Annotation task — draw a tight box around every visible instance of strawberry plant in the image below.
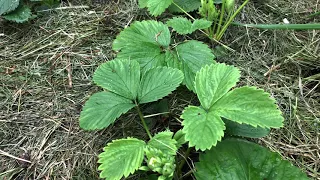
[80,39,308,178]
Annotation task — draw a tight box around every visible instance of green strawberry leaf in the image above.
[146,0,173,16]
[148,131,177,155]
[195,138,309,180]
[138,66,184,104]
[173,129,187,149]
[168,0,201,13]
[167,17,212,34]
[181,106,225,151]
[0,0,20,15]
[93,59,140,100]
[98,138,146,180]
[223,118,270,138]
[79,92,135,130]
[191,19,212,31]
[2,5,32,23]
[113,20,170,72]
[211,86,284,128]
[195,63,240,110]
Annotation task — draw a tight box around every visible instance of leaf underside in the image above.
[148,131,177,155]
[138,66,184,104]
[211,86,284,128]
[79,91,135,130]
[181,106,225,151]
[98,138,146,180]
[93,59,140,100]
[195,138,309,180]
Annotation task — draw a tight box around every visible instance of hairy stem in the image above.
[135,102,152,139]
[217,0,249,40]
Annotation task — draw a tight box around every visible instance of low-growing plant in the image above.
[79,50,308,179]
[0,0,59,23]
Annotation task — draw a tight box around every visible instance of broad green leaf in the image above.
[80,92,135,130]
[138,0,148,8]
[148,131,177,155]
[2,5,32,23]
[113,20,170,71]
[138,66,184,104]
[93,59,140,100]
[223,118,270,138]
[165,50,182,70]
[175,40,215,73]
[0,0,19,15]
[181,106,225,151]
[173,129,186,148]
[168,0,201,13]
[211,86,284,128]
[182,63,196,92]
[167,17,212,35]
[195,138,309,180]
[146,0,172,16]
[166,17,193,34]
[195,63,240,110]
[191,19,212,31]
[98,138,146,180]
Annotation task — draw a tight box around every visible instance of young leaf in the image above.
[173,129,187,148]
[211,86,284,128]
[113,20,170,71]
[166,17,193,34]
[79,92,135,130]
[168,0,201,13]
[146,0,173,16]
[0,0,20,15]
[98,138,146,180]
[93,59,140,100]
[175,40,215,73]
[195,63,240,110]
[195,138,309,180]
[148,131,177,155]
[167,17,212,35]
[2,5,32,23]
[138,66,184,104]
[223,118,270,138]
[181,106,225,151]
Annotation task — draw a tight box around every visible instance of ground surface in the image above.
[0,0,319,179]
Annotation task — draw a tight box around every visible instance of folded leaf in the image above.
[148,131,177,155]
[98,138,146,180]
[176,40,215,73]
[80,92,135,130]
[138,66,184,104]
[146,0,173,16]
[173,129,187,149]
[93,59,140,100]
[211,86,284,128]
[195,138,309,180]
[195,63,240,110]
[181,106,225,151]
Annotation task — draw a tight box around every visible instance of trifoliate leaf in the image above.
[195,138,309,180]
[166,17,193,34]
[181,106,225,151]
[0,0,19,15]
[113,20,171,72]
[98,138,146,180]
[148,131,177,155]
[168,0,201,13]
[195,63,240,110]
[2,5,32,23]
[223,118,270,138]
[191,19,212,31]
[176,40,215,73]
[138,66,184,104]
[173,129,187,148]
[167,17,212,35]
[80,92,135,130]
[211,86,284,128]
[146,0,172,16]
[93,59,140,100]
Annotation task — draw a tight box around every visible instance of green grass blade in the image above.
[233,22,320,30]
